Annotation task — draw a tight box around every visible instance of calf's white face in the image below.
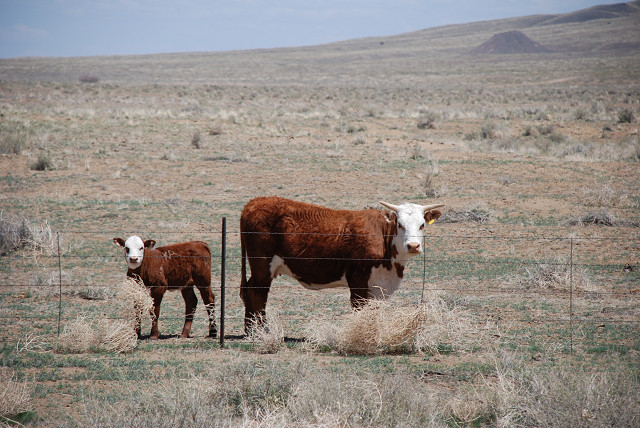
[120,235,145,269]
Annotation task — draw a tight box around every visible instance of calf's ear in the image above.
[113,238,125,247]
[424,210,442,224]
[144,239,156,249]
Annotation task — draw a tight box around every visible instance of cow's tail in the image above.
[239,223,248,304]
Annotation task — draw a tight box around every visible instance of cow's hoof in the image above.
[149,335,159,341]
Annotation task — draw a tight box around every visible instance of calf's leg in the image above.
[149,290,165,340]
[180,287,198,338]
[198,286,217,338]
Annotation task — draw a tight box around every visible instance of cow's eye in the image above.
[398,224,405,231]
[419,224,425,230]
[139,247,144,251]
[125,248,129,253]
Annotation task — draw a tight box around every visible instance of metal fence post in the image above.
[569,237,574,353]
[57,231,62,339]
[219,217,226,348]
[421,235,427,304]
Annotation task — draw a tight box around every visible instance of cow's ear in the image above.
[424,210,442,224]
[384,211,397,224]
[144,239,156,249]
[113,238,125,247]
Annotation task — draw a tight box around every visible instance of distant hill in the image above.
[0,1,638,85]
[470,30,552,54]
[539,1,640,25]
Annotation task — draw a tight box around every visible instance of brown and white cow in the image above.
[113,236,216,340]
[239,196,443,332]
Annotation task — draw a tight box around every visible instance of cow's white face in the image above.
[394,203,429,258]
[120,235,145,269]
[380,201,444,262]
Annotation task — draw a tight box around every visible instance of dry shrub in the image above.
[507,259,600,293]
[78,74,99,83]
[0,369,34,419]
[78,352,640,427]
[491,361,640,428]
[59,316,139,354]
[15,334,50,354]
[305,295,487,355]
[0,213,57,256]
[581,184,628,207]
[248,312,285,354]
[413,295,488,355]
[569,210,617,226]
[441,203,493,224]
[115,277,155,331]
[444,396,494,426]
[58,316,99,353]
[335,301,388,355]
[97,319,139,354]
[57,278,153,354]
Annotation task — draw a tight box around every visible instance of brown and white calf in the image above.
[240,196,443,333]
[113,236,216,340]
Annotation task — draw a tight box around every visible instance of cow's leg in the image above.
[149,289,165,340]
[180,287,198,338]
[242,274,272,335]
[347,270,371,309]
[197,286,217,338]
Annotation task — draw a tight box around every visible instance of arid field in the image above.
[1,2,640,426]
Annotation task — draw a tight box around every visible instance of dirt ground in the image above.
[1,29,640,425]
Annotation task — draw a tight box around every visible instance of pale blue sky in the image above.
[0,0,624,58]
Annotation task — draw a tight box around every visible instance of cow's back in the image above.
[241,196,391,261]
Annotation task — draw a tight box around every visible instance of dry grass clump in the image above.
[98,319,139,353]
[581,183,628,207]
[440,203,493,224]
[0,120,30,155]
[0,213,57,256]
[78,74,100,83]
[115,277,155,330]
[506,259,599,293]
[78,354,640,428]
[416,111,440,129]
[58,316,139,354]
[57,278,153,354]
[247,312,285,354]
[305,296,488,355]
[58,316,98,353]
[0,369,34,421]
[502,366,640,427]
[569,210,617,226]
[442,351,640,427]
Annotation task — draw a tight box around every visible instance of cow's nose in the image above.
[407,242,421,253]
[129,257,138,263]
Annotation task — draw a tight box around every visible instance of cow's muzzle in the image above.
[407,242,421,253]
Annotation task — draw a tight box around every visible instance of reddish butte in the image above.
[239,196,443,333]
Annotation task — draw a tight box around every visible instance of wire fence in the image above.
[1,219,638,352]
